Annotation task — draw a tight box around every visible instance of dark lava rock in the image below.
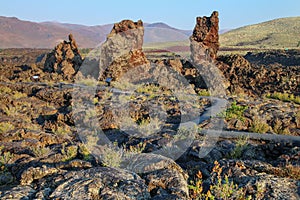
[49,167,150,200]
[244,49,300,66]
[218,54,300,96]
[44,34,83,80]
[122,153,189,199]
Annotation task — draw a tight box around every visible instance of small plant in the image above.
[222,101,248,121]
[93,97,99,104]
[188,161,251,199]
[272,118,291,135]
[250,118,270,133]
[3,106,18,117]
[83,108,98,126]
[111,80,138,91]
[0,151,14,165]
[25,123,41,131]
[123,142,146,155]
[0,122,15,134]
[120,116,163,136]
[174,125,198,141]
[79,144,93,161]
[295,111,300,128]
[227,136,249,159]
[61,145,78,162]
[0,86,12,94]
[198,89,210,96]
[54,125,72,136]
[136,83,160,94]
[101,142,123,168]
[137,117,162,135]
[12,91,27,99]
[266,92,300,104]
[209,161,249,200]
[188,171,204,199]
[30,146,52,158]
[79,48,92,57]
[255,182,266,200]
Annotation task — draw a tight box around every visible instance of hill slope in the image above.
[220,17,300,49]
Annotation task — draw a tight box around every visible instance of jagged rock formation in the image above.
[217,53,300,96]
[99,19,149,81]
[189,11,228,96]
[44,34,83,80]
[217,55,253,95]
[190,11,219,62]
[101,49,149,81]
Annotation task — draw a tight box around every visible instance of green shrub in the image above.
[61,145,78,162]
[79,144,93,161]
[12,91,27,99]
[101,142,123,168]
[266,92,300,104]
[30,146,52,158]
[222,101,248,121]
[272,119,291,135]
[0,151,14,165]
[250,118,270,133]
[3,106,18,117]
[198,89,210,96]
[124,142,146,155]
[227,136,249,159]
[188,161,251,200]
[0,122,15,134]
[0,86,12,94]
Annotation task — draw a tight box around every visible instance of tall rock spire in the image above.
[190,11,220,62]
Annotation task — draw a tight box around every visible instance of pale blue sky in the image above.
[1,0,299,30]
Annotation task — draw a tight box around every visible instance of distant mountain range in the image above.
[0,16,187,48]
[2,16,299,49]
[0,16,232,48]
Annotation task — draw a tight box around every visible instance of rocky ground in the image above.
[0,13,299,200]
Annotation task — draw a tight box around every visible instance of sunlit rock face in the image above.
[99,19,149,81]
[190,11,219,62]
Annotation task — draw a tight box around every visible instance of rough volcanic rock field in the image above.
[0,12,299,200]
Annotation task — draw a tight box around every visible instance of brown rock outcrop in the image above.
[189,11,228,96]
[44,34,83,80]
[99,19,149,81]
[190,11,219,62]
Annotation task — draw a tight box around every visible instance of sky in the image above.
[1,0,300,30]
